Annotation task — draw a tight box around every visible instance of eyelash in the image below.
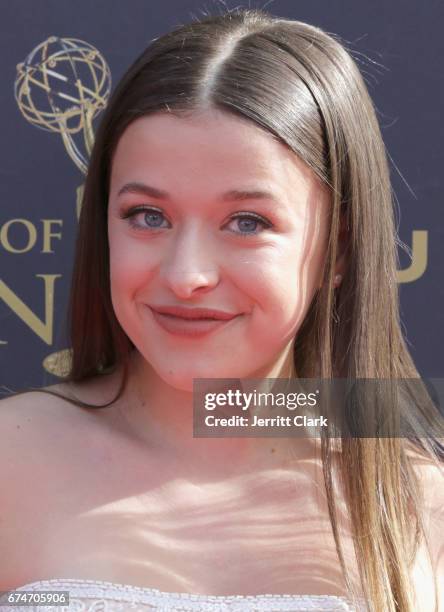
[119,205,273,237]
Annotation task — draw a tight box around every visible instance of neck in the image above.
[115,348,318,477]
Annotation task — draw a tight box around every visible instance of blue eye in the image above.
[227,213,271,236]
[142,210,165,227]
[120,206,272,236]
[120,207,169,231]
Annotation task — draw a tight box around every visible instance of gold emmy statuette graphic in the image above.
[14,37,111,377]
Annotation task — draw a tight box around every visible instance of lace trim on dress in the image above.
[3,578,369,612]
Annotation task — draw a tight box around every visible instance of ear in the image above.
[316,213,349,291]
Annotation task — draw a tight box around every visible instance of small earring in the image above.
[333,274,342,287]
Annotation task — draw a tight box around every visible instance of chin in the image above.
[151,362,208,392]
[156,361,241,393]
[166,372,210,393]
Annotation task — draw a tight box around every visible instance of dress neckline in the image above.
[10,577,367,610]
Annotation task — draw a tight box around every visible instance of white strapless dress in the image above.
[1,578,369,611]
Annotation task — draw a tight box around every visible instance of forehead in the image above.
[109,109,322,199]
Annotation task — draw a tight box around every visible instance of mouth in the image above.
[148,307,241,338]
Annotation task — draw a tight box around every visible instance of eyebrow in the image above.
[116,181,281,203]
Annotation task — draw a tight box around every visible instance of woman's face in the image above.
[108,108,330,391]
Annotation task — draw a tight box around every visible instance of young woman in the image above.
[1,8,442,612]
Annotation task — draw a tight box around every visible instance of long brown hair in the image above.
[45,8,442,611]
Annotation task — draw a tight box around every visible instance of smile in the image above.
[148,307,240,338]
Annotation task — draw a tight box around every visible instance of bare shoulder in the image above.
[0,388,83,554]
[0,370,125,475]
[0,372,126,588]
[0,381,95,437]
[406,441,444,611]
[406,440,444,521]
[0,391,67,493]
[0,386,78,448]
[0,367,124,422]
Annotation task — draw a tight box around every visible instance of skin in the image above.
[106,107,344,471]
[0,109,440,607]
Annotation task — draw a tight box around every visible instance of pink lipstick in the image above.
[149,305,240,337]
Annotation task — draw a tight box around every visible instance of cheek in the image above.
[108,230,154,293]
[107,231,154,328]
[235,241,322,317]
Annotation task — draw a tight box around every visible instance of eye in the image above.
[119,206,273,236]
[119,206,170,231]
[225,212,272,237]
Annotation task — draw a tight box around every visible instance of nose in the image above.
[159,224,220,299]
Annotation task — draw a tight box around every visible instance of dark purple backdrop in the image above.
[1,0,442,391]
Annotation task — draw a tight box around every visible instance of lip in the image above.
[150,305,239,320]
[148,306,240,338]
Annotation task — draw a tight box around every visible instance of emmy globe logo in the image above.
[15,36,111,218]
[11,36,111,377]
